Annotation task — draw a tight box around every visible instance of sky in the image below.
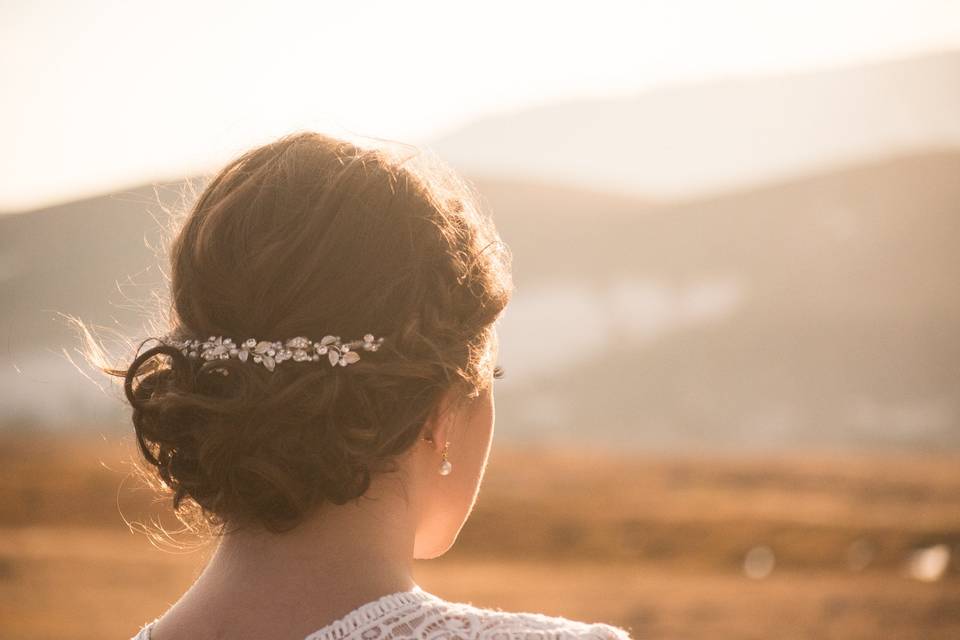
[2,0,960,212]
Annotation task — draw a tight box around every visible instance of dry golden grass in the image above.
[1,430,958,639]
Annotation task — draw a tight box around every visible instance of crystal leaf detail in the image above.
[285,336,310,349]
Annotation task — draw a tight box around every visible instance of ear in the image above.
[422,387,457,452]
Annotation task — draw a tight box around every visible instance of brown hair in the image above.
[91,131,512,535]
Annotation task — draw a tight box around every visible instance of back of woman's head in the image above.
[109,131,512,535]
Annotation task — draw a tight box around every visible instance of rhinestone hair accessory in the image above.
[159,333,384,371]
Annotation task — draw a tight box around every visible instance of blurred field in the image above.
[1,430,958,639]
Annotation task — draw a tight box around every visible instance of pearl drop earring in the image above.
[439,441,452,476]
[423,435,453,476]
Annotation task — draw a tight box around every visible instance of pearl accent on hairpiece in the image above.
[158,333,384,372]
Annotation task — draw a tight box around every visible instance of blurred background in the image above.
[1,1,959,638]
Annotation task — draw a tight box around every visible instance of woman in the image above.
[106,132,631,639]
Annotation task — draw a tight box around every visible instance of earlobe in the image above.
[423,389,456,449]
[422,422,450,452]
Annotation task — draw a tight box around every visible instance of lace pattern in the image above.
[131,586,632,640]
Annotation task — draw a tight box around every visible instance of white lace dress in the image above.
[130,585,632,639]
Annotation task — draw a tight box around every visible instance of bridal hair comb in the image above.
[158,333,385,372]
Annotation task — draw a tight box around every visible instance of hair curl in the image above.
[88,131,512,535]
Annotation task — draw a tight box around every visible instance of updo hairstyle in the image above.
[102,131,512,534]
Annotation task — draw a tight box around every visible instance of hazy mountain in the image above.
[426,50,960,200]
[479,152,960,450]
[1,153,957,450]
[0,182,193,425]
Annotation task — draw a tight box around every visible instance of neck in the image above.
[154,475,419,639]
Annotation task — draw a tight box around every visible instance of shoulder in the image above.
[396,592,633,639]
